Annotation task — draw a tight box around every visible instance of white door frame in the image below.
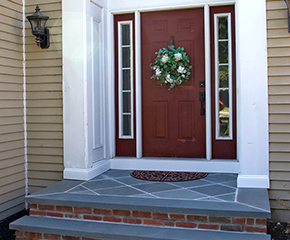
[111,6,235,169]
[62,0,269,188]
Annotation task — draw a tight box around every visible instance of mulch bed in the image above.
[0,209,28,240]
[267,221,290,240]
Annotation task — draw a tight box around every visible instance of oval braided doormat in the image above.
[131,171,208,182]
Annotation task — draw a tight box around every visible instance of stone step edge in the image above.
[10,216,271,240]
[26,192,271,219]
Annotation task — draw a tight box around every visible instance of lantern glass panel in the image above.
[30,18,47,35]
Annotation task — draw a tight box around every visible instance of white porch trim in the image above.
[237,175,270,189]
[64,158,270,189]
[111,157,239,173]
[204,4,212,161]
[62,0,269,189]
[135,10,142,158]
[64,159,110,181]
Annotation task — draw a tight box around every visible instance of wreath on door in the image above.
[150,45,192,89]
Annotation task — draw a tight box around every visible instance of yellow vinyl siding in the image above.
[267,0,290,221]
[25,0,63,194]
[0,0,25,220]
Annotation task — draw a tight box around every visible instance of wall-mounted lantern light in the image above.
[284,0,290,33]
[26,5,50,48]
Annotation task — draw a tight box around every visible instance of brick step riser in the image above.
[15,231,100,240]
[28,203,267,234]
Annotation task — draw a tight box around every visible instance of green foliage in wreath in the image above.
[150,45,192,89]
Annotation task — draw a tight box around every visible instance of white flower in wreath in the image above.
[161,54,169,63]
[174,53,183,61]
[166,74,173,83]
[155,67,161,76]
[177,65,186,74]
[182,74,185,78]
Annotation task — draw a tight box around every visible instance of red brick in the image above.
[43,233,62,240]
[221,224,244,232]
[25,231,42,238]
[56,205,73,212]
[123,218,142,224]
[15,237,30,240]
[176,222,197,229]
[232,217,246,224]
[113,209,131,217]
[82,238,102,240]
[62,236,81,240]
[255,218,267,225]
[47,212,64,217]
[255,227,267,233]
[187,215,207,222]
[198,223,219,230]
[66,213,83,219]
[15,231,24,236]
[169,214,185,220]
[153,212,168,220]
[245,226,254,232]
[103,216,122,223]
[84,215,102,221]
[246,218,254,225]
[143,219,163,226]
[164,221,175,227]
[209,216,231,223]
[29,209,46,216]
[39,204,55,211]
[132,211,152,218]
[245,226,267,233]
[29,203,37,209]
[74,207,92,214]
[94,208,112,215]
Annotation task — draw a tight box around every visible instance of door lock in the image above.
[199,80,205,88]
[199,91,205,115]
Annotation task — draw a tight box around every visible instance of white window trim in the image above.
[214,13,233,140]
[118,21,134,139]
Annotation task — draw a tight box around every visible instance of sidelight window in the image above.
[118,21,134,138]
[214,13,232,139]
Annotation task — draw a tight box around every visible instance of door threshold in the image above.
[110,157,239,174]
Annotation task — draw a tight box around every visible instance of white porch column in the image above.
[62,0,110,180]
[236,0,269,188]
[62,0,88,170]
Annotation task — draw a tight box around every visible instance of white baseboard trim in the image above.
[63,158,269,189]
[237,174,269,188]
[110,157,240,173]
[64,159,111,180]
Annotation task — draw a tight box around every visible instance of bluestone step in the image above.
[11,216,271,240]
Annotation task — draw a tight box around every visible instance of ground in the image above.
[0,210,28,240]
[267,221,290,240]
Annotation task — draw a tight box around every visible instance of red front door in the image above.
[141,8,206,158]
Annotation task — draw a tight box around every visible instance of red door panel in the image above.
[141,9,206,158]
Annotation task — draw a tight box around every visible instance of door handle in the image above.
[199,91,205,115]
